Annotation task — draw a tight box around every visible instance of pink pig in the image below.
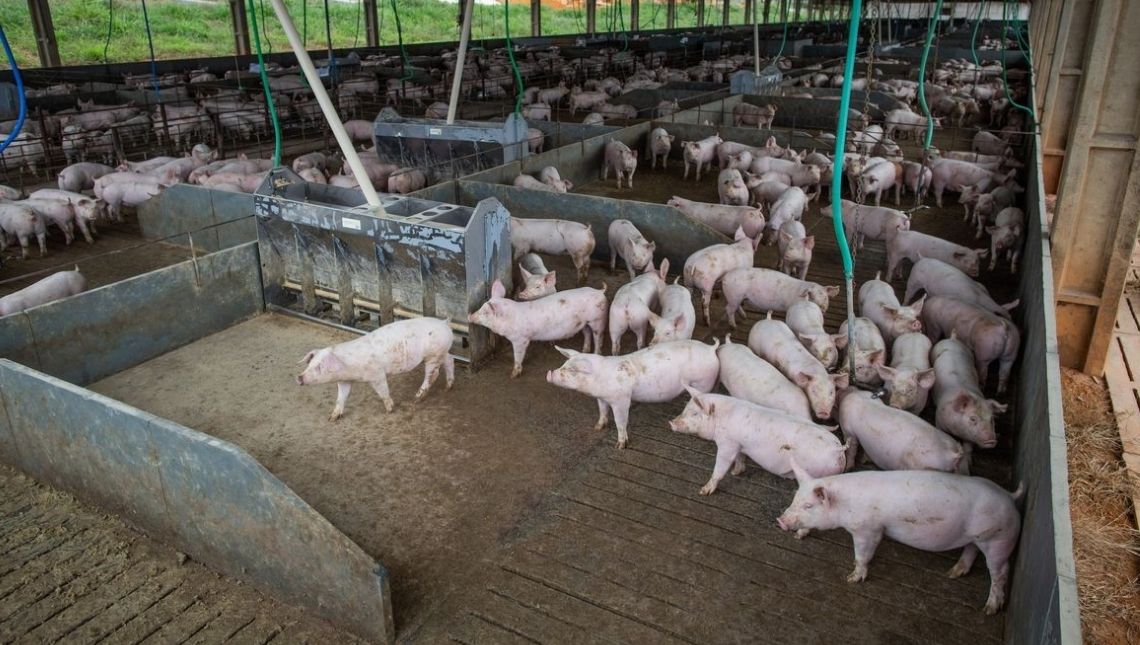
[858,273,924,343]
[722,267,840,328]
[922,296,1021,394]
[602,140,638,189]
[670,389,846,495]
[683,226,759,326]
[547,339,720,448]
[836,389,968,474]
[515,253,557,301]
[905,258,1017,320]
[609,260,668,353]
[785,296,840,369]
[682,134,723,181]
[296,317,455,418]
[931,335,1008,447]
[877,332,936,414]
[608,219,656,279]
[511,217,596,284]
[469,280,608,378]
[717,337,812,420]
[648,278,696,344]
[749,313,849,419]
[886,230,988,279]
[666,197,765,240]
[776,465,1022,614]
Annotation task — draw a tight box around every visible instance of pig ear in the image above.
[832,371,850,389]
[519,265,533,280]
[985,226,998,235]
[647,241,656,252]
[952,251,968,260]
[812,484,832,507]
[298,350,316,365]
[779,231,792,243]
[826,285,841,297]
[491,279,506,299]
[883,305,901,318]
[542,271,557,286]
[734,226,747,241]
[917,368,937,389]
[659,257,670,278]
[647,311,661,325]
[554,346,579,358]
[976,248,989,258]
[792,371,812,388]
[672,314,686,330]
[989,400,1009,415]
[875,365,896,383]
[910,294,926,315]
[953,392,973,413]
[789,458,813,485]
[868,349,885,365]
[803,236,816,251]
[833,333,848,350]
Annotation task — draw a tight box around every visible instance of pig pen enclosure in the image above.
[1,32,1076,645]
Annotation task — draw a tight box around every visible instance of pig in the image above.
[859,273,924,343]
[963,185,1017,239]
[857,160,902,206]
[929,159,1011,208]
[835,317,887,386]
[777,219,814,279]
[292,152,327,173]
[749,313,849,419]
[510,217,596,284]
[648,127,675,169]
[776,465,1022,615]
[836,389,969,474]
[387,169,426,194]
[823,200,910,254]
[0,203,48,258]
[785,296,840,370]
[298,168,326,184]
[537,83,568,105]
[722,267,840,327]
[883,108,940,140]
[582,112,605,126]
[671,389,845,495]
[523,102,552,122]
[931,335,1008,448]
[515,254,557,301]
[665,197,765,240]
[877,332,936,414]
[986,207,1025,273]
[595,103,638,121]
[343,119,374,142]
[717,336,813,419]
[683,226,759,326]
[921,296,1021,394]
[513,174,562,192]
[649,278,696,344]
[97,174,172,220]
[329,174,359,189]
[748,177,793,209]
[547,339,720,449]
[682,135,723,181]
[537,166,573,193]
[602,140,638,189]
[717,168,750,206]
[905,258,1016,320]
[424,102,449,119]
[900,160,933,201]
[764,187,809,245]
[29,188,105,231]
[296,317,454,418]
[732,102,778,129]
[610,260,668,353]
[0,133,46,174]
[527,128,545,153]
[973,130,1010,156]
[886,230,988,280]
[0,268,86,316]
[656,99,680,118]
[469,280,608,378]
[118,157,178,173]
[749,158,822,194]
[19,197,93,245]
[608,219,655,279]
[57,162,115,193]
[569,90,609,114]
[0,185,20,200]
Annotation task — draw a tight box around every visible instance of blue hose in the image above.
[140,0,162,100]
[0,23,26,155]
[917,0,944,150]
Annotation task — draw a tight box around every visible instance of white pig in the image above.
[931,335,1007,448]
[776,465,1022,614]
[648,278,696,344]
[0,203,48,258]
[602,140,638,189]
[921,296,1021,394]
[859,273,924,343]
[57,162,115,193]
[510,217,596,284]
[296,317,455,418]
[835,317,887,386]
[608,219,656,279]
[717,168,750,206]
[469,280,608,378]
[537,166,573,193]
[610,260,668,353]
[836,389,968,474]
[717,337,812,420]
[763,187,808,245]
[670,389,846,495]
[648,127,675,169]
[785,296,840,369]
[0,268,87,316]
[877,332,936,414]
[986,207,1025,273]
[823,200,910,255]
[777,219,814,279]
[886,230,988,279]
[666,197,765,240]
[683,227,759,326]
[749,313,849,419]
[722,267,840,328]
[515,253,557,301]
[547,339,720,449]
[682,135,723,181]
[904,258,1016,321]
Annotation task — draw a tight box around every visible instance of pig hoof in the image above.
[948,563,969,579]
[795,529,809,540]
[328,411,343,422]
[698,484,716,496]
[846,570,867,584]
[616,439,628,449]
[510,367,523,379]
[383,401,395,413]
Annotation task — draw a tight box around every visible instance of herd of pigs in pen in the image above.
[1,22,1039,640]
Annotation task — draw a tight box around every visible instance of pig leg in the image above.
[329,382,352,421]
[581,327,592,353]
[1009,248,1020,274]
[662,155,667,170]
[948,543,979,578]
[615,167,622,189]
[700,289,713,327]
[724,298,741,329]
[36,232,46,257]
[17,235,29,259]
[611,398,632,449]
[75,218,95,244]
[510,339,531,378]
[594,399,610,431]
[683,159,691,180]
[731,454,746,476]
[843,434,859,471]
[980,541,1015,614]
[610,322,626,355]
[847,529,884,583]
[632,321,647,350]
[602,161,610,183]
[699,444,739,495]
[997,356,1014,395]
[975,356,990,390]
[443,354,455,389]
[574,256,589,285]
[369,374,395,412]
[609,246,617,274]
[415,358,442,402]
[627,166,635,189]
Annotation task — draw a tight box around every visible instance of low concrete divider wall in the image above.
[137,184,256,253]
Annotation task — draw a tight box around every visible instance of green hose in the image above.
[917,0,943,150]
[775,0,789,60]
[970,0,986,69]
[390,0,413,81]
[829,0,863,378]
[1001,0,1035,126]
[504,0,525,114]
[247,0,282,166]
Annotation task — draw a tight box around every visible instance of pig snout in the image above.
[776,514,794,532]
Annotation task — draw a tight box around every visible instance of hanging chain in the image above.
[862,0,880,119]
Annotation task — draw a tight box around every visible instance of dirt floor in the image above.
[0,465,358,643]
[1063,369,1140,645]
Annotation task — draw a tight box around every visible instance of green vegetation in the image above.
[0,0,800,69]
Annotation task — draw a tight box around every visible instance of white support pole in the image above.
[267,0,386,213]
[753,1,761,75]
[448,0,476,124]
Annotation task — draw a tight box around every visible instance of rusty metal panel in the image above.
[0,360,393,644]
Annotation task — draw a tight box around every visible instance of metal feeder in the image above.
[371,107,531,179]
[254,168,511,364]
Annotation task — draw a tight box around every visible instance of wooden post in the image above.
[667,0,676,28]
[794,0,803,22]
[723,0,732,26]
[228,0,252,57]
[363,0,380,48]
[763,0,772,23]
[26,0,61,67]
[1049,0,1140,374]
[587,0,597,34]
[744,0,753,24]
[698,0,705,27]
[531,0,541,36]
[631,0,640,31]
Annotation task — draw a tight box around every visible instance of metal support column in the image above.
[763,0,772,23]
[745,0,754,24]
[26,0,61,67]
[723,0,732,26]
[363,0,380,48]
[229,0,252,56]
[1049,0,1140,374]
[698,0,706,27]
[531,0,541,36]
[587,0,597,34]
[667,0,676,28]
[794,0,803,22]
[631,0,640,31]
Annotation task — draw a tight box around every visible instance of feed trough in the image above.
[371,107,532,179]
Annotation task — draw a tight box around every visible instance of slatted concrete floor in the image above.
[0,466,358,645]
[1103,241,1140,529]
